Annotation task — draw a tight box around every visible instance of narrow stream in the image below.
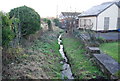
[58,34,74,79]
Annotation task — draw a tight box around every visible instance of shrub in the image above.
[9,6,41,37]
[0,12,15,47]
[43,18,48,23]
[53,18,60,26]
[96,37,105,43]
[47,19,53,31]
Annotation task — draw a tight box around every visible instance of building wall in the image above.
[78,16,97,30]
[97,4,119,31]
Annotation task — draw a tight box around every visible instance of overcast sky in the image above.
[0,0,112,17]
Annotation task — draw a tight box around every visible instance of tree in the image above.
[47,20,53,31]
[43,18,48,23]
[9,6,41,37]
[53,18,60,26]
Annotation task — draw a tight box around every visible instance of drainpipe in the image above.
[96,16,98,32]
[96,16,100,39]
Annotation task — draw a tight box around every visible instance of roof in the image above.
[61,12,81,17]
[116,1,120,7]
[78,1,120,17]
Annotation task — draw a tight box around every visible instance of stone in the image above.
[93,54,120,78]
[88,47,100,51]
[87,47,100,56]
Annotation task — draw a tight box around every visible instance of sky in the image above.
[0,0,113,18]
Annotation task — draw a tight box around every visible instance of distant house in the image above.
[78,1,120,31]
[59,12,81,29]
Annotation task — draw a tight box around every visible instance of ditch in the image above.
[58,34,74,79]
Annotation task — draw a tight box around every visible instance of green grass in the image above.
[100,42,119,63]
[62,34,105,79]
[114,70,120,78]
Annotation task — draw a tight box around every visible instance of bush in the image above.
[43,18,48,23]
[0,12,15,47]
[9,6,41,37]
[53,18,60,26]
[96,37,105,43]
[47,19,53,31]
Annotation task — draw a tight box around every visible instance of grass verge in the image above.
[100,42,119,63]
[62,33,106,79]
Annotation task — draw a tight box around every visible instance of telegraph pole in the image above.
[56,1,58,18]
[56,4,58,18]
[17,8,21,45]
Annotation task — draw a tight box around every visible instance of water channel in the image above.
[58,34,74,79]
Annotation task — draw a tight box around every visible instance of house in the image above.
[78,0,120,31]
[59,12,81,29]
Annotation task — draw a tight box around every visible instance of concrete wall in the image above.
[97,4,119,31]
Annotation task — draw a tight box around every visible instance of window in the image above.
[117,18,120,28]
[104,17,110,30]
[80,19,93,28]
[80,19,84,27]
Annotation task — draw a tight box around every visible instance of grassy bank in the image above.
[3,27,64,79]
[27,31,63,79]
[62,33,105,79]
[100,42,119,63]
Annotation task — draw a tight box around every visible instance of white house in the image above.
[78,0,120,31]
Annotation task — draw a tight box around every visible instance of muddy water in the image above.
[58,34,74,79]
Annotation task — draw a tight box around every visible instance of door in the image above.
[117,18,120,29]
[104,17,110,30]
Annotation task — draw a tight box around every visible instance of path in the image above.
[95,32,120,40]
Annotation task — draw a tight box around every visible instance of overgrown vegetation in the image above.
[2,26,64,79]
[2,5,64,79]
[100,42,119,63]
[0,11,19,47]
[62,34,105,79]
[27,31,63,78]
[2,5,41,65]
[47,20,53,31]
[43,18,53,31]
[9,6,41,37]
